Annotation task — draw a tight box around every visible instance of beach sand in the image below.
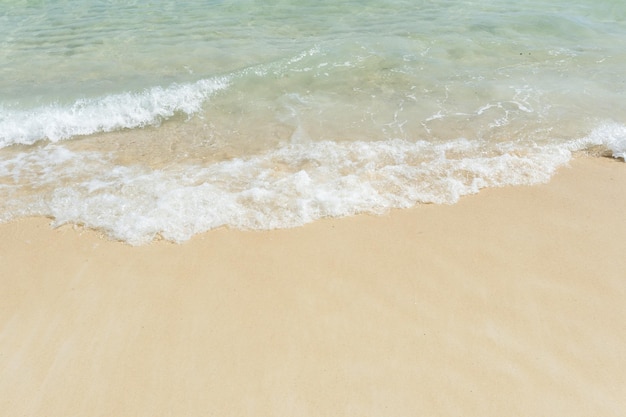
[1,156,625,416]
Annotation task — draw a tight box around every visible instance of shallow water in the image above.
[1,0,625,244]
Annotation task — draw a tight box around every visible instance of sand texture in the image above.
[1,156,625,416]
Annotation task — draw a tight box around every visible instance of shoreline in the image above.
[1,155,626,416]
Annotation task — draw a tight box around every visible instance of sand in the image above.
[1,156,625,416]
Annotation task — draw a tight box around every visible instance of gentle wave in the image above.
[0,76,230,148]
[601,124,626,160]
[4,122,624,245]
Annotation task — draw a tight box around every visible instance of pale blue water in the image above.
[1,0,625,244]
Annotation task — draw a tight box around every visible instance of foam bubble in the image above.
[0,137,581,245]
[4,121,625,245]
[564,122,626,160]
[0,76,230,148]
[596,123,626,160]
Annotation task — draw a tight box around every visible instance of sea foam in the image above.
[0,76,230,148]
[596,123,626,160]
[565,122,626,160]
[0,136,580,245]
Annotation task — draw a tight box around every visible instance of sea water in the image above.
[1,0,625,244]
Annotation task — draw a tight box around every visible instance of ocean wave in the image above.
[591,123,626,160]
[564,122,626,160]
[0,76,230,148]
[0,138,574,245]
[2,122,624,245]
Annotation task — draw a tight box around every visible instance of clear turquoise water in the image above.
[1,0,625,244]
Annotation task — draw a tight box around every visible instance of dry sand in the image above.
[1,156,625,416]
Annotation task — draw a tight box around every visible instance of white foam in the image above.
[2,122,624,244]
[565,122,626,160]
[595,123,626,160]
[0,76,230,148]
[0,136,580,245]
